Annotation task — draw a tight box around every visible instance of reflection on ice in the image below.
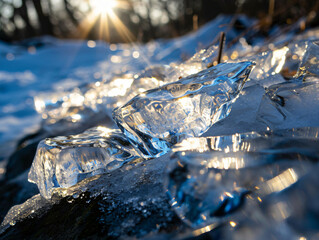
[165,128,319,228]
[113,62,254,159]
[28,126,141,199]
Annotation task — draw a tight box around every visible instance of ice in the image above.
[33,58,215,133]
[28,126,141,199]
[253,41,319,130]
[256,77,319,129]
[203,83,267,136]
[1,151,174,237]
[34,66,172,132]
[298,41,319,77]
[216,165,319,240]
[231,42,307,83]
[113,62,254,159]
[165,127,319,229]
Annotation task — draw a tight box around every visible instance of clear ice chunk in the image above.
[113,62,254,159]
[298,41,319,77]
[165,128,319,228]
[28,126,141,199]
[235,43,305,82]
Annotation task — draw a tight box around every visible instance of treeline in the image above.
[1,0,319,43]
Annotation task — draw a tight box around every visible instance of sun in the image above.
[76,0,135,42]
[90,0,118,15]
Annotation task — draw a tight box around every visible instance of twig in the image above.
[207,32,225,68]
[217,32,226,64]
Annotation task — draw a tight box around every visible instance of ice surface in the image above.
[203,83,267,137]
[165,128,319,228]
[113,62,254,159]
[215,165,319,240]
[257,77,319,129]
[28,126,141,199]
[253,41,319,130]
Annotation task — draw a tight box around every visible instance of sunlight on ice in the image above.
[261,168,298,194]
[165,128,319,228]
[271,47,289,74]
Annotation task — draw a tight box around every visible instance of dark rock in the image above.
[0,171,38,223]
[0,154,186,239]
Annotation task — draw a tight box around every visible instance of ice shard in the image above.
[229,42,306,83]
[28,126,141,199]
[113,62,254,159]
[165,128,319,228]
[298,41,319,77]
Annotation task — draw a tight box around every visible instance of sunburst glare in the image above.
[76,0,135,43]
[90,0,118,15]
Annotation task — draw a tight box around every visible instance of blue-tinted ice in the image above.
[298,41,319,77]
[113,62,254,159]
[165,128,319,228]
[28,126,141,199]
